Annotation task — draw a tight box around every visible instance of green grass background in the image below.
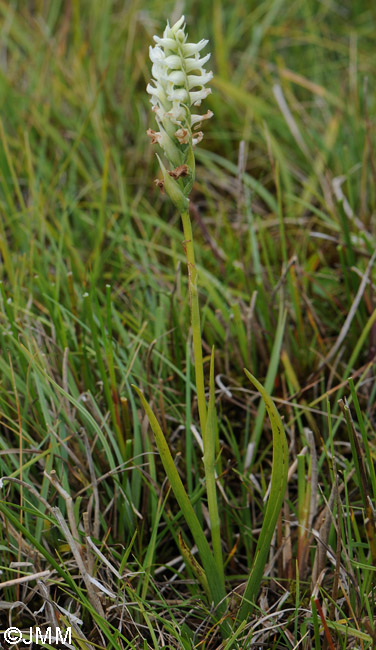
[0,1,375,648]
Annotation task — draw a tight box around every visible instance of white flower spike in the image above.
[147,15,213,191]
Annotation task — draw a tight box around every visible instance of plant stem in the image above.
[180,209,207,435]
[181,209,226,602]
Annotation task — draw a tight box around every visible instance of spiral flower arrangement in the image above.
[146,16,213,208]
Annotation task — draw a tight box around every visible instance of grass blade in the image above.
[203,347,225,589]
[250,306,287,460]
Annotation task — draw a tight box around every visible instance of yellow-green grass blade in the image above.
[238,370,288,622]
[251,306,287,457]
[203,348,225,589]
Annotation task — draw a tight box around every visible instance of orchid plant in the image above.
[132,16,289,637]
[146,15,214,435]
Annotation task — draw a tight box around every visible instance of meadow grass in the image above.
[0,1,375,648]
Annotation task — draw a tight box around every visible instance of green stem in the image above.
[180,210,225,593]
[180,209,207,435]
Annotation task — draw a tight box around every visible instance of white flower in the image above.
[146,15,213,164]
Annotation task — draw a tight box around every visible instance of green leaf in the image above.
[131,384,228,617]
[156,154,189,212]
[238,370,288,621]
